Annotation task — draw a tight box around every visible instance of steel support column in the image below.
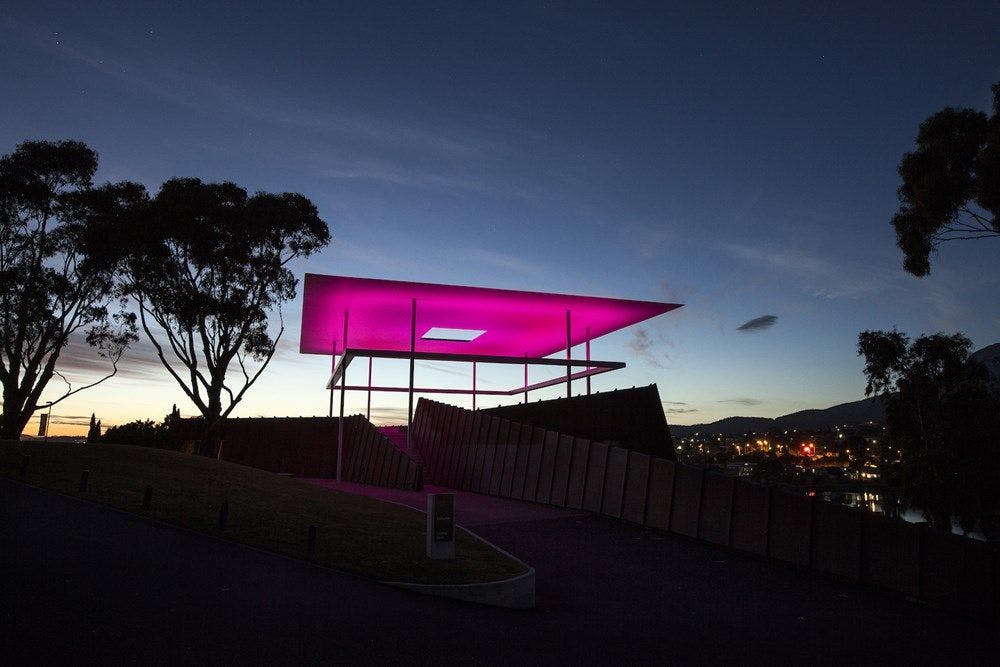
[565,309,572,398]
[586,326,592,396]
[336,310,349,481]
[472,361,477,411]
[366,356,372,421]
[523,362,528,403]
[406,298,416,454]
[328,337,338,418]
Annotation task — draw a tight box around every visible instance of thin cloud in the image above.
[52,335,164,381]
[722,243,897,299]
[717,397,763,406]
[368,407,411,424]
[663,400,688,406]
[666,407,698,414]
[627,327,670,369]
[50,416,97,426]
[737,315,778,332]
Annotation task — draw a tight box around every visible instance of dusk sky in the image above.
[3,1,999,435]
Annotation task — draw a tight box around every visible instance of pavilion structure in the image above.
[298,274,682,480]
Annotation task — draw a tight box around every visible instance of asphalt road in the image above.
[2,477,996,665]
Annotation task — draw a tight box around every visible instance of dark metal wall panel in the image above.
[669,465,704,538]
[811,501,862,580]
[644,458,675,530]
[861,513,919,597]
[600,446,628,518]
[767,489,812,567]
[522,427,547,502]
[489,420,511,496]
[698,473,735,546]
[511,423,533,500]
[549,434,575,507]
[730,480,769,556]
[565,438,591,510]
[534,430,560,504]
[621,451,651,524]
[582,442,609,513]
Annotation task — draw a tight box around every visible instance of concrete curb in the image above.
[364,496,537,609]
[384,554,536,609]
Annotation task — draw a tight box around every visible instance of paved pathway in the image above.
[2,477,997,664]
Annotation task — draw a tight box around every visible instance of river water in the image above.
[817,489,986,541]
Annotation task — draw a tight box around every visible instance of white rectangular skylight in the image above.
[421,327,486,342]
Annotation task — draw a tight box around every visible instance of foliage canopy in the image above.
[119,177,329,449]
[0,140,137,440]
[892,82,1000,275]
[858,329,1000,538]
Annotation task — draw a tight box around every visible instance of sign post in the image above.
[426,493,455,560]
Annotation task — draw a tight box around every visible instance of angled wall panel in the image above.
[600,446,628,518]
[644,458,675,530]
[489,419,511,496]
[767,489,812,567]
[522,427,546,502]
[534,430,560,504]
[811,501,862,580]
[511,423,533,500]
[583,442,609,513]
[730,480,769,556]
[499,421,522,498]
[861,513,919,597]
[622,451,651,524]
[698,473,735,546]
[565,438,591,509]
[669,465,704,538]
[549,434,575,507]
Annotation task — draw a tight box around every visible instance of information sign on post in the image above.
[426,493,456,559]
[37,413,48,438]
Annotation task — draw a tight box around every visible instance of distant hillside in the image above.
[774,396,885,431]
[670,342,998,437]
[669,396,884,437]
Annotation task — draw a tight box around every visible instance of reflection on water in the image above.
[818,490,985,541]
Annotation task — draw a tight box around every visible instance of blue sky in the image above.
[2,1,999,431]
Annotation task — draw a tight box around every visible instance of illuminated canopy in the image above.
[299,274,681,358]
[300,273,682,473]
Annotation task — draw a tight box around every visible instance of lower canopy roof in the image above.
[299,274,682,359]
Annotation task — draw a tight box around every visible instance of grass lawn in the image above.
[0,439,527,585]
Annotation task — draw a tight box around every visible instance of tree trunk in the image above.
[0,385,33,441]
[196,383,225,457]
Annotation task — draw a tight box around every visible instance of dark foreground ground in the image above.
[1,477,996,664]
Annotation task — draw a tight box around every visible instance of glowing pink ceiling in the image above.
[299,274,682,358]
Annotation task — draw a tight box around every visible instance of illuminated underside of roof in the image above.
[298,274,682,358]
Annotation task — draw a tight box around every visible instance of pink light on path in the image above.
[299,274,682,358]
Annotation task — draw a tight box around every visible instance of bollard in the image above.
[218,500,229,530]
[78,469,89,492]
[307,525,317,555]
[143,485,152,510]
[426,493,456,560]
[19,454,29,478]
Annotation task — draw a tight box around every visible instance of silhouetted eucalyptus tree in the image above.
[0,140,138,440]
[121,178,329,452]
[858,330,1000,538]
[892,81,1000,275]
